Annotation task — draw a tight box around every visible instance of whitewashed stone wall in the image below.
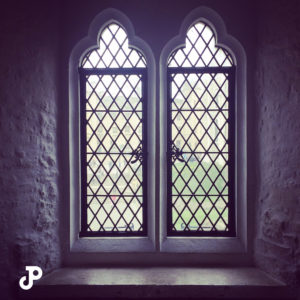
[255,0,300,286]
[0,2,61,298]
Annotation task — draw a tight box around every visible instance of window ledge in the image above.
[20,267,296,299]
[71,236,155,253]
[161,236,245,253]
[71,236,244,254]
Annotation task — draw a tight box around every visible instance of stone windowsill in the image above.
[19,267,297,299]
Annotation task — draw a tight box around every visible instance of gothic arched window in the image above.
[79,23,148,236]
[166,22,235,236]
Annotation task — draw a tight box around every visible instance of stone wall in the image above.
[255,0,300,286]
[0,1,61,298]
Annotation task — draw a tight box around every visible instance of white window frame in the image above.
[68,8,156,253]
[160,7,248,253]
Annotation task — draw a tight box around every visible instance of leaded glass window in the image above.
[167,22,235,236]
[79,23,147,236]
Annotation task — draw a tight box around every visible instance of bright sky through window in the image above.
[82,23,146,68]
[168,22,233,68]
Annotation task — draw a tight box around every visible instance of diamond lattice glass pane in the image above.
[85,74,143,154]
[83,71,145,234]
[172,195,230,232]
[86,154,144,232]
[170,72,230,233]
[81,23,146,68]
[168,22,233,68]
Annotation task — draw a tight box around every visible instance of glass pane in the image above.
[87,196,143,232]
[170,72,230,233]
[82,23,146,68]
[86,74,143,154]
[168,22,233,68]
[172,195,228,232]
[84,73,144,233]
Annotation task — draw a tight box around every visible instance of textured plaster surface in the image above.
[255,0,300,286]
[0,1,61,298]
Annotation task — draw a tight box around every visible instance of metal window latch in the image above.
[171,144,185,162]
[130,146,143,164]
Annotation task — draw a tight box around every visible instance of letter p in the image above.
[19,266,43,290]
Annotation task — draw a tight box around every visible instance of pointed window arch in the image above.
[79,23,148,237]
[81,23,146,69]
[168,22,233,68]
[166,21,236,236]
